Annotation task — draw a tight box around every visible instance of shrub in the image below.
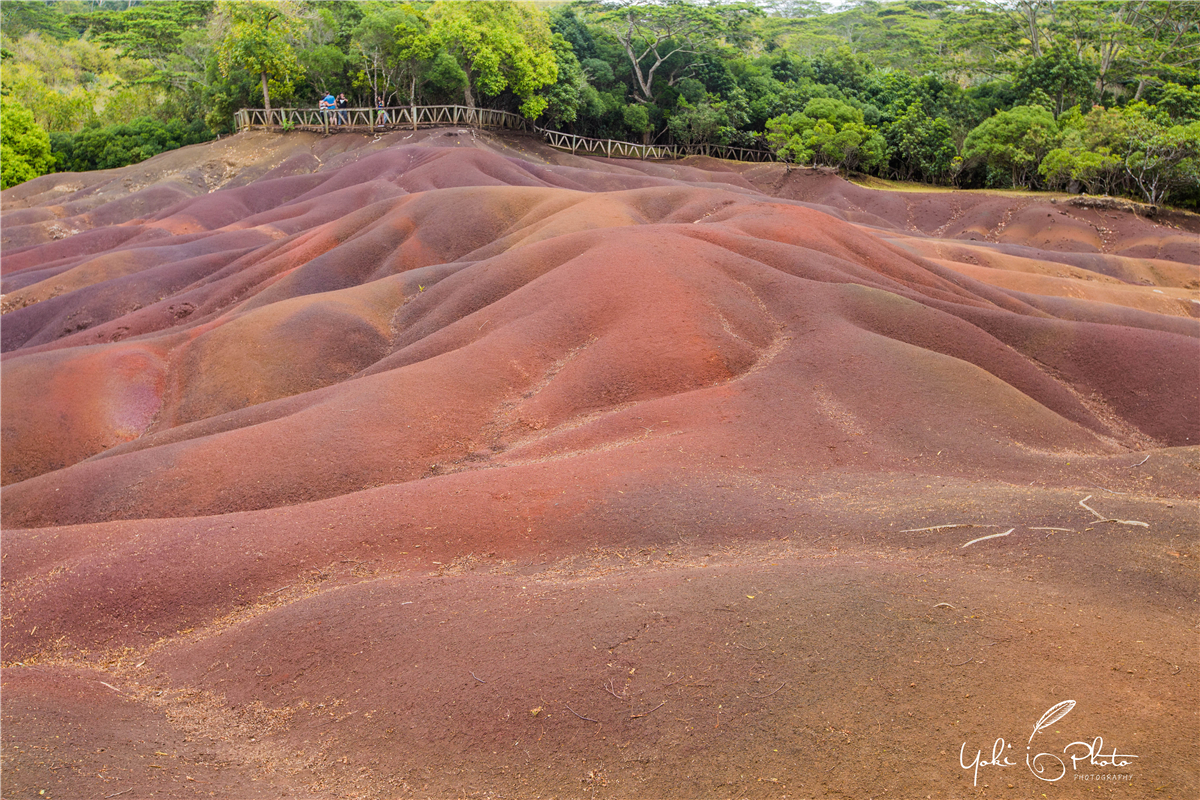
[51,116,214,173]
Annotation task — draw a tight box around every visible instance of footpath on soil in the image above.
[2,128,1197,799]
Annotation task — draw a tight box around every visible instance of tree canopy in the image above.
[1,97,53,189]
[411,1,557,118]
[215,0,306,115]
[0,0,1196,208]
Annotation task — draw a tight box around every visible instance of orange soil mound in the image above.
[2,130,1197,799]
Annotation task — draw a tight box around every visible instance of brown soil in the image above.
[2,129,1197,799]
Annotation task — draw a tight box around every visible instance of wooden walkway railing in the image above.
[234,105,777,163]
[235,105,532,134]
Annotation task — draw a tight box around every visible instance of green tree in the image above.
[81,2,213,69]
[424,51,467,102]
[766,97,887,174]
[963,104,1059,188]
[668,97,730,146]
[623,103,651,141]
[412,1,558,118]
[1038,105,1129,195]
[1,96,53,188]
[1122,110,1200,205]
[887,100,957,182]
[1122,1,1200,101]
[0,1,73,40]
[1013,47,1097,117]
[541,34,588,129]
[215,0,306,122]
[581,58,614,88]
[298,44,348,98]
[348,3,424,105]
[594,0,759,104]
[1154,82,1200,122]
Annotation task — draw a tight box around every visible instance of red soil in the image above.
[2,129,1197,799]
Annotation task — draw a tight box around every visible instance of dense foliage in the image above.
[1,97,53,189]
[50,117,214,173]
[1,0,1197,207]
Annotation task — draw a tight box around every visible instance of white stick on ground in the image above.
[1079,496,1149,527]
[961,528,1014,549]
[901,523,1000,533]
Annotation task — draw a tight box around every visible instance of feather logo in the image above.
[1029,700,1075,744]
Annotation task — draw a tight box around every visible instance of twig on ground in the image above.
[749,682,787,699]
[631,701,666,719]
[951,656,975,667]
[1030,527,1074,532]
[603,680,627,701]
[734,642,767,651]
[961,528,1015,548]
[1130,455,1150,467]
[104,789,135,799]
[98,681,125,695]
[1078,495,1105,518]
[567,705,600,723]
[471,671,485,684]
[901,524,997,533]
[934,602,956,609]
[1079,496,1149,527]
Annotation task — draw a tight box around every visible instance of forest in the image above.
[2,0,1198,208]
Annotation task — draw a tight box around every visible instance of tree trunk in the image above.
[463,66,476,110]
[411,76,417,131]
[261,72,272,126]
[1021,1,1042,58]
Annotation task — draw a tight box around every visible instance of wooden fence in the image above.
[234,104,778,163]
[234,105,532,135]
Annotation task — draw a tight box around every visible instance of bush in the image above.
[963,104,1059,188]
[766,97,888,173]
[1,96,54,188]
[51,116,214,173]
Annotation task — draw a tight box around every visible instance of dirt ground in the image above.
[2,130,1197,799]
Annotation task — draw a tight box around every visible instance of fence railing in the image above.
[234,105,777,164]
[538,127,678,160]
[234,105,532,134]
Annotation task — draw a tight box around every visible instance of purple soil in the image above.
[2,129,1197,799]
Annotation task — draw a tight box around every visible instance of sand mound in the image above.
[3,129,1197,799]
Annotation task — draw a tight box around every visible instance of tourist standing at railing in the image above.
[321,92,335,124]
[376,97,388,125]
[337,93,348,124]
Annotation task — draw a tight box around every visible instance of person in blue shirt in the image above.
[322,92,335,124]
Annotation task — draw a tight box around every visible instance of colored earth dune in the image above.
[2,128,1197,799]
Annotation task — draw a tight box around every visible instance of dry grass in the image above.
[847,173,1071,199]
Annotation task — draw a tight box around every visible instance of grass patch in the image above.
[847,173,1069,199]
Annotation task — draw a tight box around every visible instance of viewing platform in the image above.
[234,104,778,163]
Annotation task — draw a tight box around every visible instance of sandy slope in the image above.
[2,129,1197,799]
